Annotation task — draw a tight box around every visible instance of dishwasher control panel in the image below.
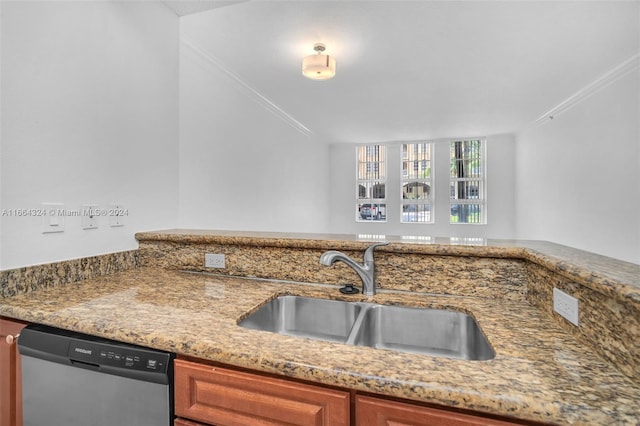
[69,340,170,373]
[19,323,174,385]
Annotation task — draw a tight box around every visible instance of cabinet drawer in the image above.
[356,395,520,426]
[174,359,350,426]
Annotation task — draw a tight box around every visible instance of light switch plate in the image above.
[42,203,64,233]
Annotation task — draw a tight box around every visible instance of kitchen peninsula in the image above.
[1,230,639,425]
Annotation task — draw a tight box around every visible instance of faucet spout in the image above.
[319,243,388,296]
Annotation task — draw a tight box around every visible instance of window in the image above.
[401,143,433,223]
[356,145,386,221]
[450,139,485,224]
[354,139,487,225]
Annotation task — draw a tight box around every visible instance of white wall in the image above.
[0,1,180,269]
[515,69,640,265]
[178,38,331,233]
[328,134,516,238]
[1,2,634,268]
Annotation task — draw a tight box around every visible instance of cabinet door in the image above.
[174,359,350,426]
[0,318,28,426]
[356,395,520,426]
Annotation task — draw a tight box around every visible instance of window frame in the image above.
[356,144,387,223]
[400,142,434,224]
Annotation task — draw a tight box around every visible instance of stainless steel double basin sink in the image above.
[239,295,495,360]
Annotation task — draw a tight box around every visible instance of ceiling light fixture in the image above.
[302,43,336,80]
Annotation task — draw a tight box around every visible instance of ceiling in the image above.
[171,1,639,143]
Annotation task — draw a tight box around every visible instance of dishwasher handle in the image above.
[70,359,101,371]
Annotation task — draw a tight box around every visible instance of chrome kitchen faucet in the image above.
[319,242,388,296]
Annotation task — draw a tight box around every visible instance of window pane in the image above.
[358,182,386,200]
[357,145,386,180]
[402,182,430,200]
[450,180,481,200]
[450,204,482,224]
[357,203,387,221]
[401,204,431,223]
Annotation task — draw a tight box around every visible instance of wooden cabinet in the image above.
[0,317,28,426]
[174,358,528,426]
[356,395,520,426]
[174,359,350,426]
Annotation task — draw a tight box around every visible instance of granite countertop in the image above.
[1,267,639,425]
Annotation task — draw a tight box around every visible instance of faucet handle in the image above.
[363,242,389,262]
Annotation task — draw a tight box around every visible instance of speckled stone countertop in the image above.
[1,268,639,425]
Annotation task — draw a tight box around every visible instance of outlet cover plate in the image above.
[205,253,225,268]
[81,205,99,230]
[109,204,126,227]
[553,287,579,326]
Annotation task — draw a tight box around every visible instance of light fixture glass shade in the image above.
[302,53,336,80]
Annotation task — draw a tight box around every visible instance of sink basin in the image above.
[239,296,494,360]
[346,305,495,360]
[239,295,362,342]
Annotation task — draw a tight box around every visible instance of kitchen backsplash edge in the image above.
[0,250,139,298]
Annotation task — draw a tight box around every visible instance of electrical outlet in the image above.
[205,253,225,269]
[553,288,579,326]
[109,204,126,227]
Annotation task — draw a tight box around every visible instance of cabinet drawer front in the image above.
[175,359,350,426]
[356,395,519,426]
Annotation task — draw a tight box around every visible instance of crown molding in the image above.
[528,52,640,130]
[181,38,313,137]
[163,1,248,17]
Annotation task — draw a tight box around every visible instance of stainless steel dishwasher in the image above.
[18,324,174,426]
